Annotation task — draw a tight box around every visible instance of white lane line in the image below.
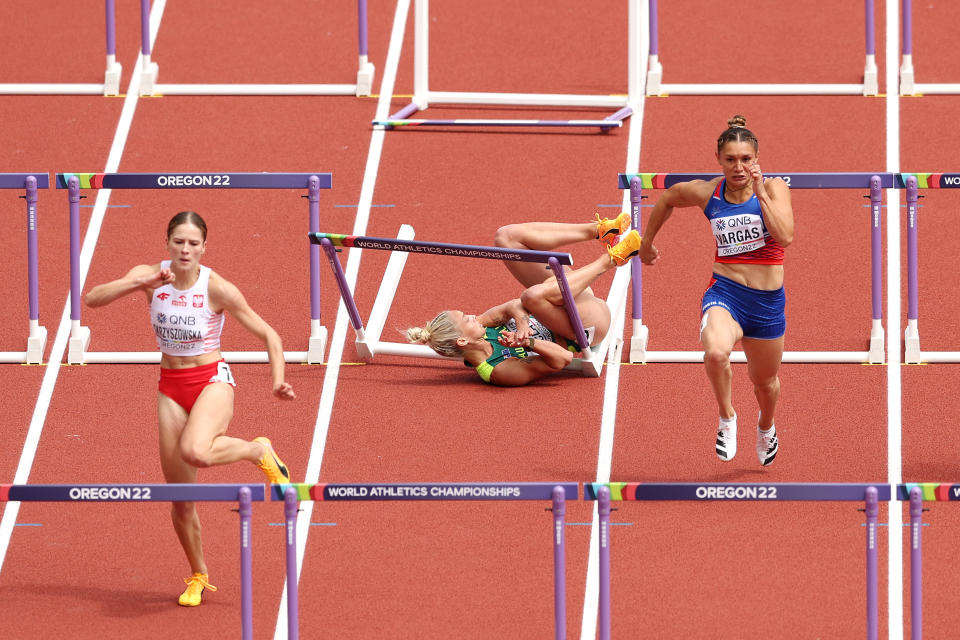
[0,0,168,573]
[579,19,648,638]
[886,0,904,636]
[271,1,412,637]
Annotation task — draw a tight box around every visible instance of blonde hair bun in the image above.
[727,114,747,128]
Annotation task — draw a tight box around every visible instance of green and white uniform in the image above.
[472,316,588,383]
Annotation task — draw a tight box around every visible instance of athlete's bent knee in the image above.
[180,442,214,468]
[494,225,521,249]
[703,346,731,369]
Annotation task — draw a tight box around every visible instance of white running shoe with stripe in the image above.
[716,419,737,461]
[757,427,778,466]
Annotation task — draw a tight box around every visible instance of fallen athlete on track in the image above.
[407,217,641,386]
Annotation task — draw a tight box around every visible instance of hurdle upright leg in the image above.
[865,486,879,640]
[909,487,923,639]
[67,177,91,365]
[25,176,47,364]
[904,177,921,363]
[597,486,611,640]
[547,257,600,376]
[868,175,884,363]
[628,176,648,363]
[238,487,254,640]
[550,486,567,640]
[285,487,300,640]
[307,176,327,363]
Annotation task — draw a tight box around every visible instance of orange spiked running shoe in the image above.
[607,230,642,266]
[179,573,217,607]
[595,212,631,246]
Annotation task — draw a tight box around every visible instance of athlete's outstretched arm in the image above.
[210,273,295,400]
[639,180,714,265]
[84,263,169,307]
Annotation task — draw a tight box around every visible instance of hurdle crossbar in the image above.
[274,482,576,640]
[311,228,611,376]
[620,172,887,364]
[1,174,50,364]
[57,172,332,365]
[899,173,960,362]
[1,483,263,639]
[646,0,879,96]
[0,1,122,96]
[585,482,888,640]
[137,0,374,97]
[375,0,641,130]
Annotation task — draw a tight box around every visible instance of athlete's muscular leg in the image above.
[742,336,784,429]
[700,307,743,419]
[158,394,207,575]
[177,383,262,468]
[494,222,596,288]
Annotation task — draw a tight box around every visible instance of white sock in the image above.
[759,425,775,437]
[719,413,737,427]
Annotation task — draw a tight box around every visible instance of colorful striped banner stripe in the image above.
[56,173,105,189]
[897,483,960,501]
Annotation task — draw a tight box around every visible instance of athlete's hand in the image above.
[513,320,532,343]
[497,331,523,348]
[746,161,765,194]
[143,268,176,289]
[638,240,660,265]
[273,381,296,400]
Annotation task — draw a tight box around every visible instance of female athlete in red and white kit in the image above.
[85,211,295,606]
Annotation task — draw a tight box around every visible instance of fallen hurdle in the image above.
[898,173,960,363]
[0,173,50,364]
[646,0,879,96]
[272,482,577,640]
[0,1,122,96]
[136,0,374,97]
[309,227,628,377]
[373,0,642,130]
[619,172,890,364]
[584,482,890,640]
[0,483,264,640]
[56,172,332,365]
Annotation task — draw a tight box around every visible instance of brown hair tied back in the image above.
[716,114,759,153]
[167,211,208,241]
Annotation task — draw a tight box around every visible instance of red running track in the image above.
[1,1,960,638]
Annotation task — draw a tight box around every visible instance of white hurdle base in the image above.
[908,352,960,364]
[904,319,921,364]
[68,324,91,365]
[0,322,49,365]
[641,351,873,364]
[307,321,328,364]
[26,323,48,365]
[628,319,649,364]
[140,57,375,97]
[75,351,317,365]
[654,83,870,96]
[869,318,885,364]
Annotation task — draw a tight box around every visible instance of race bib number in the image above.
[713,214,766,257]
[210,361,236,386]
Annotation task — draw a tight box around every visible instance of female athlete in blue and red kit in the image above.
[638,115,794,467]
